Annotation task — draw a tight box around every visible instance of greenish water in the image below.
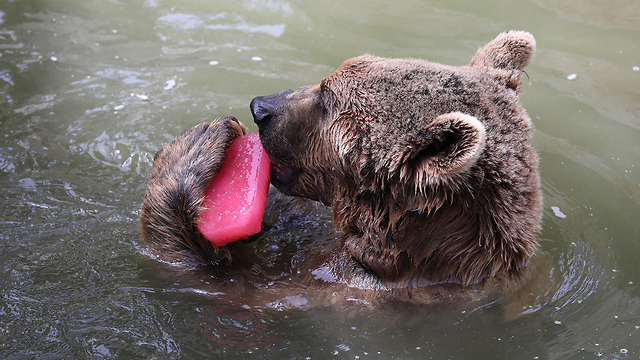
[1,0,639,359]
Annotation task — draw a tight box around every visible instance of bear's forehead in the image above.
[325,55,477,91]
[320,55,488,116]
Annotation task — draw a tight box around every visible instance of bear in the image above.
[140,31,544,305]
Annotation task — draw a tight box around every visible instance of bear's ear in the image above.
[399,112,485,189]
[469,31,536,71]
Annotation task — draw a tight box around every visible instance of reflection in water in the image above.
[197,304,278,350]
[553,239,607,310]
[158,12,287,37]
[535,131,640,204]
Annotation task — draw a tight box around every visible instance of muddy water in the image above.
[1,0,640,359]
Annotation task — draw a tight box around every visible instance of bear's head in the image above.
[250,31,542,287]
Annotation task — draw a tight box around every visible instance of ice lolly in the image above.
[197,133,271,247]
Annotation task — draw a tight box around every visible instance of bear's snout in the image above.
[250,89,293,128]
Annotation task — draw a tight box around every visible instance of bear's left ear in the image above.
[399,112,486,189]
[469,31,536,72]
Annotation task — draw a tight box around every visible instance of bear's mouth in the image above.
[270,163,299,189]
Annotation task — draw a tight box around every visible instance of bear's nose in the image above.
[250,89,293,126]
[250,96,275,125]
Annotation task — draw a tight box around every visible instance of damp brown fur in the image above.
[252,31,542,288]
[141,31,543,297]
[140,117,246,265]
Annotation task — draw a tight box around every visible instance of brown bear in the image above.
[140,31,543,304]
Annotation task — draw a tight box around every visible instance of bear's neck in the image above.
[332,191,535,287]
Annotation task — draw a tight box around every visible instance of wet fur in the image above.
[140,118,242,264]
[141,32,543,300]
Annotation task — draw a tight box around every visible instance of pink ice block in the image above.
[197,133,271,247]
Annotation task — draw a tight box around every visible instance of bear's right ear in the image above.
[399,112,486,190]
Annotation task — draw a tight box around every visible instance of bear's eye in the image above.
[320,79,329,94]
[319,81,334,112]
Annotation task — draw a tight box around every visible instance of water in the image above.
[1,0,639,358]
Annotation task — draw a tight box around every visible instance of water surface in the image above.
[1,0,640,359]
